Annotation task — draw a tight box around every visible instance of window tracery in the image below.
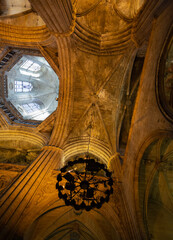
[22,103,41,114]
[21,59,41,72]
[15,81,33,93]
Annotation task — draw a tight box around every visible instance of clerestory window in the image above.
[21,59,41,72]
[15,81,33,93]
[22,103,41,113]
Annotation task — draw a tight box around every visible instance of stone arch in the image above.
[24,203,121,240]
[156,24,173,122]
[134,130,173,239]
[63,137,112,166]
[0,128,47,164]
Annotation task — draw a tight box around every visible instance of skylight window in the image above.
[22,103,41,113]
[15,81,33,92]
[7,55,59,121]
[21,60,41,72]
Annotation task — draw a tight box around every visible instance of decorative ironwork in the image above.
[56,155,113,211]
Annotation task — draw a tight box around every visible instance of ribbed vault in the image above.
[136,135,173,239]
[24,203,122,240]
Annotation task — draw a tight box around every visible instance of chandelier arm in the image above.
[84,162,87,179]
[90,180,108,185]
[95,189,107,194]
[75,173,82,181]
[70,188,82,199]
[74,183,81,186]
[73,185,81,189]
[88,170,100,181]
[70,190,72,199]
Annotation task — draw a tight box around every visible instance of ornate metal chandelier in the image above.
[56,155,113,211]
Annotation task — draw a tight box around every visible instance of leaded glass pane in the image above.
[21,60,33,70]
[28,63,41,72]
[14,81,33,92]
[22,103,40,113]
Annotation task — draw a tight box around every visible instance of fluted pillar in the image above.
[29,0,76,36]
[0,147,63,239]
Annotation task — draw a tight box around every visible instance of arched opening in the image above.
[138,137,173,239]
[24,205,121,240]
[157,27,173,121]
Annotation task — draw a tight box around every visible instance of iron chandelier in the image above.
[56,155,113,211]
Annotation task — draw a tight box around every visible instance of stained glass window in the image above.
[15,81,33,92]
